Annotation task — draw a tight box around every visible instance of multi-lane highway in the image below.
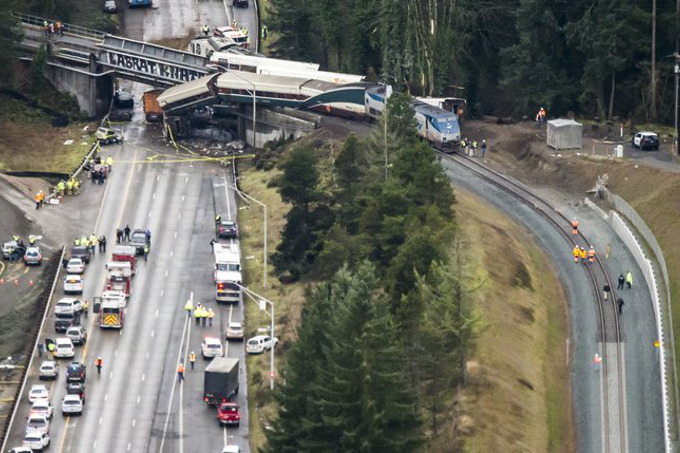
[3,116,250,452]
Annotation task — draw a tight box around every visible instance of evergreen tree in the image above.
[0,0,22,88]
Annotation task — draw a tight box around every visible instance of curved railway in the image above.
[441,151,627,452]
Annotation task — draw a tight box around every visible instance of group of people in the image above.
[55,178,82,197]
[116,225,132,243]
[572,245,596,264]
[460,138,487,158]
[73,233,107,253]
[89,155,113,185]
[183,300,215,327]
[42,20,65,39]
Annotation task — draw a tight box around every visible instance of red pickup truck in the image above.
[217,402,241,426]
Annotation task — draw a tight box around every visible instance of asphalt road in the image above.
[440,157,664,452]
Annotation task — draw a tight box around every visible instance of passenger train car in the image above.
[158,71,461,149]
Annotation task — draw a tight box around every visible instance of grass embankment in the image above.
[456,189,573,453]
[0,94,95,173]
[236,151,573,451]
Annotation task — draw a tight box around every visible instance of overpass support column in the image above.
[45,67,112,118]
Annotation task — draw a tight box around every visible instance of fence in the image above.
[14,12,107,41]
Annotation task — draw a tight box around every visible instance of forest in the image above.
[268,0,680,124]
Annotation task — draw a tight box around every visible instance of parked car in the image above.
[23,431,50,451]
[201,337,224,359]
[245,335,278,354]
[217,220,238,239]
[632,131,660,150]
[66,258,85,274]
[222,446,241,453]
[62,394,83,416]
[66,362,86,383]
[25,415,49,435]
[54,298,83,315]
[103,0,117,12]
[64,275,84,295]
[54,312,80,333]
[27,385,49,403]
[39,361,58,380]
[23,247,42,266]
[225,322,244,341]
[29,399,54,420]
[54,338,75,359]
[66,326,87,346]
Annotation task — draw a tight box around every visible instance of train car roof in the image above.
[157,74,217,107]
[413,100,457,118]
[216,71,315,92]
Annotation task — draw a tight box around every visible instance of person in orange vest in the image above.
[177,361,185,382]
[579,247,587,265]
[536,107,546,128]
[572,245,580,263]
[571,219,579,236]
[588,246,596,263]
[189,351,196,370]
[95,357,103,375]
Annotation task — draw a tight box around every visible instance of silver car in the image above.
[39,361,58,380]
[61,394,83,416]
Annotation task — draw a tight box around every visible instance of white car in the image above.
[61,394,83,416]
[226,322,244,341]
[23,246,42,265]
[201,337,224,359]
[54,297,82,315]
[66,258,85,274]
[63,275,84,295]
[23,431,50,450]
[54,338,75,359]
[25,415,49,435]
[39,361,58,380]
[27,385,49,403]
[222,446,241,453]
[29,400,54,419]
[245,335,279,354]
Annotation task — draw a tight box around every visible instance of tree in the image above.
[30,45,48,91]
[264,264,424,453]
[278,145,320,210]
[0,4,23,88]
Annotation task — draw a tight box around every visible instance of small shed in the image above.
[547,119,583,150]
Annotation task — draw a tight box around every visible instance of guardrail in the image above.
[14,12,107,41]
[0,247,64,451]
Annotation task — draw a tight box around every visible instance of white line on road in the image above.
[225,304,234,356]
[152,192,156,199]
[165,270,169,277]
[132,419,136,427]
[119,329,123,336]
[174,231,178,238]
[156,175,160,182]
[181,195,185,202]
[105,393,108,401]
[93,441,97,449]
[142,373,146,381]
[137,395,141,404]
[99,417,102,425]
[114,349,118,357]
[127,443,131,451]
[158,293,193,453]
[223,426,228,449]
[223,176,232,219]
[160,290,164,297]
[155,309,159,318]
[151,330,155,338]
[170,250,174,258]
[185,176,189,184]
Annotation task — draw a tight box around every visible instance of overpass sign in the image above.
[100,50,209,84]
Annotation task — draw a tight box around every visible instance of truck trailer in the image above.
[203,357,239,406]
[142,90,164,122]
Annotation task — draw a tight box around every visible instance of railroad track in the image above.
[440,151,627,452]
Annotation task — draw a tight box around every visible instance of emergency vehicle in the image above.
[106,261,132,297]
[213,243,242,303]
[213,26,249,48]
[93,291,126,329]
[112,245,137,274]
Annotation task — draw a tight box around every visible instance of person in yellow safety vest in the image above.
[573,245,580,263]
[194,306,202,326]
[571,219,579,235]
[189,351,196,370]
[202,24,210,36]
[579,247,587,264]
[105,156,113,169]
[73,179,81,194]
[587,246,596,263]
[66,179,74,195]
[74,237,80,246]
[81,236,88,249]
[47,342,55,356]
[184,299,193,317]
[57,180,66,196]
[471,140,478,157]
[12,235,19,242]
[29,236,36,245]
[208,308,215,327]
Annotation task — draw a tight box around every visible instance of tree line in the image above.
[263,94,477,451]
[268,0,679,124]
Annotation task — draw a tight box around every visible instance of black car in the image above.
[66,362,86,383]
[55,312,80,333]
[217,220,238,239]
[70,245,92,264]
[129,229,149,255]
[66,382,86,402]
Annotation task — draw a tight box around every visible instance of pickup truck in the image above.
[203,357,239,406]
[129,229,150,255]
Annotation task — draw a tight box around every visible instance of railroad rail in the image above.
[441,151,627,452]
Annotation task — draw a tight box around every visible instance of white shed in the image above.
[547,119,583,150]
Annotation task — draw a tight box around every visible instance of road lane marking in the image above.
[132,419,136,427]
[142,373,146,381]
[225,304,234,356]
[160,290,164,297]
[170,250,174,258]
[105,393,108,401]
[137,395,141,404]
[223,176,232,219]
[174,231,177,238]
[152,192,156,199]
[93,441,97,449]
[185,176,189,184]
[156,175,160,182]
[158,294,192,453]
[223,426,228,448]
[165,270,169,277]
[127,443,131,451]
[151,330,155,338]
[56,418,70,452]
[181,195,185,202]
[155,309,159,318]
[114,349,118,357]
[99,417,102,425]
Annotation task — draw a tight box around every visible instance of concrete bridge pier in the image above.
[45,57,112,118]
[238,104,319,148]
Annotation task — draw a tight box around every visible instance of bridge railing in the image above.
[14,12,107,41]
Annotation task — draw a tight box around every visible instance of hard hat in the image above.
[482,139,486,144]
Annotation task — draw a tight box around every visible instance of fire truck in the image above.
[112,245,137,275]
[93,291,126,329]
[106,261,132,297]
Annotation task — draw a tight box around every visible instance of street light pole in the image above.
[225,183,267,288]
[228,71,257,150]
[675,60,679,155]
[237,284,275,390]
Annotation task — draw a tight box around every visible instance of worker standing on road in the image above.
[74,237,80,246]
[99,235,107,253]
[105,155,113,171]
[481,139,487,158]
[66,179,74,195]
[593,353,602,372]
[177,361,185,382]
[210,238,216,250]
[261,24,269,41]
[579,247,587,265]
[572,245,580,263]
[603,284,611,301]
[215,214,221,224]
[202,24,210,36]
[189,352,196,370]
[617,298,625,314]
[47,342,55,356]
[95,357,102,375]
[145,229,151,245]
[571,218,579,235]
[124,225,131,241]
[200,307,207,327]
[116,228,122,244]
[618,273,625,290]
[56,180,65,196]
[82,300,89,316]
[588,246,596,264]
[184,299,193,317]
[208,308,215,327]
[194,305,202,326]
[143,244,149,262]
[90,234,97,254]
[625,271,633,289]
